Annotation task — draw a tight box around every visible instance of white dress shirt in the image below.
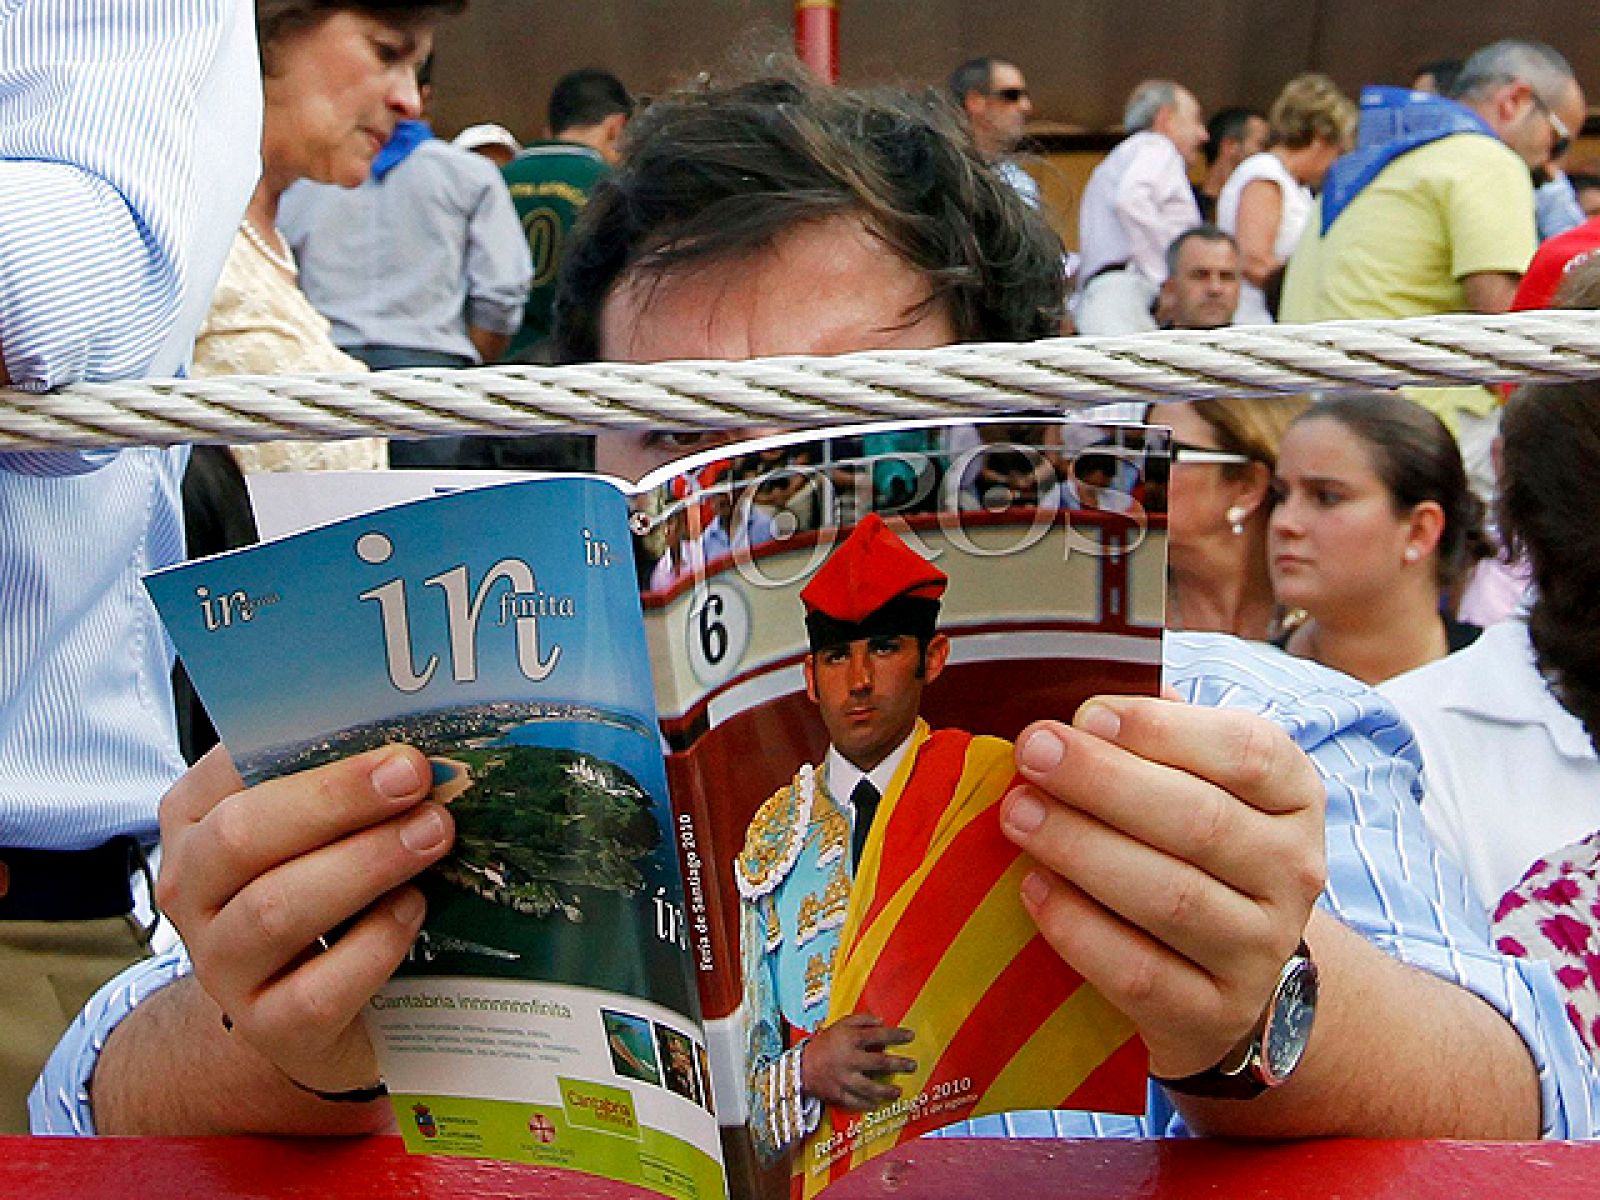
[824,729,917,843]
[1077,130,1200,286]
[1381,620,1600,911]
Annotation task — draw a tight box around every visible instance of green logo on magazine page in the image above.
[560,1078,640,1139]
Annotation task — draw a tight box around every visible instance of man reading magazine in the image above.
[37,75,1595,1148]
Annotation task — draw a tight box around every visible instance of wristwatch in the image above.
[1152,940,1319,1100]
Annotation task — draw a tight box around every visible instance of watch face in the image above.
[1261,958,1319,1085]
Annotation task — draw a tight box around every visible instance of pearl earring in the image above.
[1225,506,1248,536]
[1403,547,1420,563]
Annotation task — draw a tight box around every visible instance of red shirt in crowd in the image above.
[1512,216,1600,310]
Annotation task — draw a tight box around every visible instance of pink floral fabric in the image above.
[1494,831,1600,1057]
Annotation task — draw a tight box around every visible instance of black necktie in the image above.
[849,778,881,871]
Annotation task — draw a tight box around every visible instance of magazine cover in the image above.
[145,478,725,1200]
[214,415,1169,1199]
[628,418,1166,1198]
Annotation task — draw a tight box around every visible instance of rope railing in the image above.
[4,310,1599,452]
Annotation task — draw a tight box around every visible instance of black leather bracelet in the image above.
[284,1075,390,1104]
[219,1011,387,1103]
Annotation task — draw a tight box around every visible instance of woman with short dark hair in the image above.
[177,0,467,762]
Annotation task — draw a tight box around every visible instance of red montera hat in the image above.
[800,515,946,647]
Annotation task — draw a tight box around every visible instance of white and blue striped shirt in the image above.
[0,0,261,850]
[32,635,1600,1137]
[940,634,1600,1139]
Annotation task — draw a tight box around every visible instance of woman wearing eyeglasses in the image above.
[1148,397,1306,641]
[1269,393,1491,685]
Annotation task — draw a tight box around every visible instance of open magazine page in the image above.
[145,478,725,1200]
[632,419,1168,1198]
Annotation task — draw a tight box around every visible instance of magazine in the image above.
[151,416,1169,1200]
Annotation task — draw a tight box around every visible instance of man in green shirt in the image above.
[503,68,632,364]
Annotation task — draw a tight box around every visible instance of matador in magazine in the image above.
[733,514,1139,1185]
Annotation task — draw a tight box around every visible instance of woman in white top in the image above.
[1217,74,1356,324]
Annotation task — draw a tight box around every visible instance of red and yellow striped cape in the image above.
[795,725,1145,1197]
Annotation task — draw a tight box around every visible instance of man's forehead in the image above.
[990,62,1026,89]
[1557,80,1587,135]
[596,215,956,363]
[816,633,912,655]
[1180,239,1238,271]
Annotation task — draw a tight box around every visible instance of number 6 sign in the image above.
[685,581,750,687]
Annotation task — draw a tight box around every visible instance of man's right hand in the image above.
[800,1013,916,1110]
[155,745,453,1095]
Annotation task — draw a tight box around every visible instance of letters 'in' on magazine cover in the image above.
[154,416,1170,1200]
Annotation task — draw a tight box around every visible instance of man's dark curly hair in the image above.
[551,75,1067,362]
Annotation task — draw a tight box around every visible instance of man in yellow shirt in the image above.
[1281,39,1584,494]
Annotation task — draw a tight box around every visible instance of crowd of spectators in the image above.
[9,4,1600,1184]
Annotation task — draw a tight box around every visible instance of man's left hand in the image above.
[999,696,1327,1079]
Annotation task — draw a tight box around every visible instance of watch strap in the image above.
[1152,1054,1272,1100]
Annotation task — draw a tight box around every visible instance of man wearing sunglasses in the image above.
[1281,39,1584,499]
[949,57,1039,208]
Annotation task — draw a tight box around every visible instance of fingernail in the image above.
[1003,789,1046,835]
[1018,728,1065,774]
[1078,703,1121,741]
[372,752,423,800]
[392,890,425,927]
[1020,870,1050,909]
[400,806,448,854]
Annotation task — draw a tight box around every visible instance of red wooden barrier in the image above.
[6,1136,1600,1199]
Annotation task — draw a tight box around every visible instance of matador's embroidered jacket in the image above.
[734,721,1014,1159]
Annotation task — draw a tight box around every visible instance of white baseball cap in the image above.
[453,123,522,155]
